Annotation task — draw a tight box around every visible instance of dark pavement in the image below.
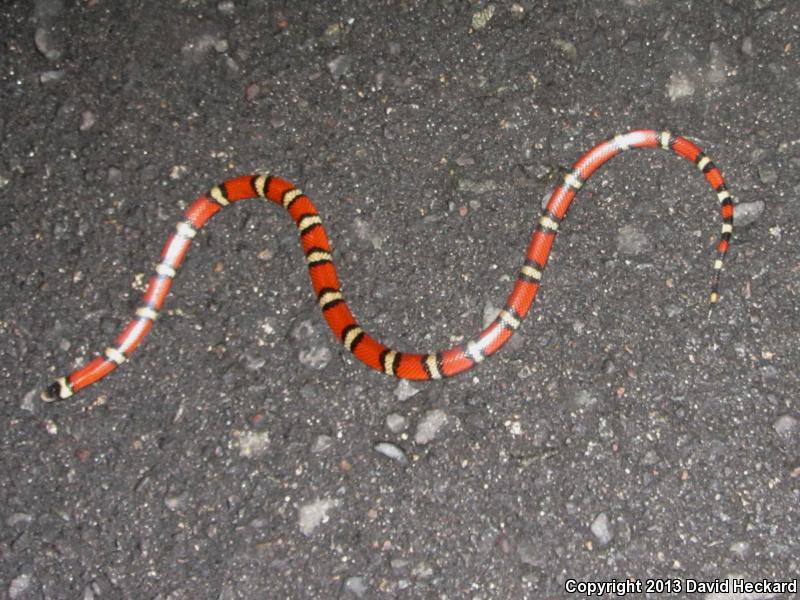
[2,1,798,598]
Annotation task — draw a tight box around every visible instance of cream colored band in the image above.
[136,306,159,320]
[499,309,521,330]
[105,347,127,365]
[156,263,176,278]
[307,250,332,264]
[175,221,197,239]
[254,174,269,198]
[55,376,73,400]
[282,188,303,208]
[564,172,582,190]
[209,186,229,206]
[613,134,630,151]
[425,354,442,379]
[382,350,398,375]
[521,265,542,281]
[343,326,363,350]
[538,214,559,232]
[298,214,322,233]
[466,341,484,364]
[319,289,343,310]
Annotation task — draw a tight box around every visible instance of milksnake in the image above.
[41,129,734,401]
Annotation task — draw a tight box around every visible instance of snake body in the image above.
[42,130,734,401]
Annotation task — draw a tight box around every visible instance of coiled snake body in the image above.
[42,130,734,401]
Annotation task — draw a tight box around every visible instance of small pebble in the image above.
[741,36,753,56]
[40,70,66,84]
[352,217,382,249]
[665,304,683,318]
[385,413,408,433]
[164,492,188,511]
[74,447,92,462]
[311,435,334,453]
[34,27,62,60]
[414,409,447,444]
[79,110,96,131]
[236,430,271,458]
[217,0,235,14]
[729,540,751,559]
[457,179,498,194]
[617,224,649,256]
[573,389,597,408]
[390,558,409,571]
[6,513,33,527]
[9,574,32,599]
[412,562,434,579]
[242,352,266,371]
[169,165,188,180]
[551,38,577,61]
[733,200,765,228]
[471,5,495,31]
[757,164,778,185]
[298,345,332,370]
[517,539,546,567]
[290,319,316,341]
[44,419,58,435]
[374,442,408,464]
[21,388,37,413]
[590,512,613,546]
[772,414,797,438]
[257,248,273,261]
[598,417,614,440]
[344,576,367,598]
[107,167,123,183]
[394,379,419,402]
[327,55,351,81]
[269,113,285,129]
[298,497,339,536]
[641,449,659,466]
[245,82,259,101]
[482,302,500,328]
[666,72,695,101]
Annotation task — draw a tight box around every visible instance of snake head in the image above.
[40,377,72,402]
[40,382,60,402]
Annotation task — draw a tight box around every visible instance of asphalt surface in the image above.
[2,1,799,598]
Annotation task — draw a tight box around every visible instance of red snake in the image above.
[42,130,734,401]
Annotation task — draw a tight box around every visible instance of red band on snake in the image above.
[41,130,734,401]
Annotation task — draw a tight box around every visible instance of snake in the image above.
[41,129,734,401]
